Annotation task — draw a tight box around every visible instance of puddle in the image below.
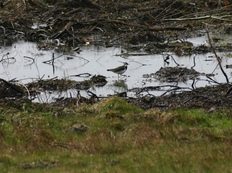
[0,38,232,102]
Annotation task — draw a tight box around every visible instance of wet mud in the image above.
[1,0,232,109]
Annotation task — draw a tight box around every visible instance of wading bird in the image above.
[107,62,128,80]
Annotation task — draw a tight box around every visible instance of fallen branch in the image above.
[70,73,91,78]
[107,19,187,31]
[163,15,211,21]
[147,25,187,31]
[162,15,232,22]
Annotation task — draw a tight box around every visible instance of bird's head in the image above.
[119,62,128,66]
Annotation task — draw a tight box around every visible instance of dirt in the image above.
[1,0,232,52]
[153,66,201,82]
[1,0,232,110]
[128,84,232,111]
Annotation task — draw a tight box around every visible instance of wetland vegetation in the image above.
[0,0,232,172]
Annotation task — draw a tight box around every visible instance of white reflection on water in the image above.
[0,39,232,102]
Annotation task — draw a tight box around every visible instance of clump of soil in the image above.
[76,75,107,90]
[27,75,107,91]
[27,78,77,91]
[154,67,200,82]
[0,79,25,98]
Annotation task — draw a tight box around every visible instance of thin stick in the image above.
[191,55,196,69]
[52,53,55,65]
[43,54,62,64]
[0,26,5,38]
[206,28,229,84]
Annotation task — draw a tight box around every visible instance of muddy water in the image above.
[0,38,232,102]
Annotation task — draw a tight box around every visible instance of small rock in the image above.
[71,124,89,133]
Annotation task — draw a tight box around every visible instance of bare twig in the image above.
[191,55,196,69]
[163,15,232,22]
[106,19,187,31]
[166,54,179,66]
[206,75,221,85]
[70,73,91,78]
[206,28,229,84]
[43,54,63,64]
[0,26,6,38]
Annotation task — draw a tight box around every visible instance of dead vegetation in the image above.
[0,0,232,110]
[1,0,232,52]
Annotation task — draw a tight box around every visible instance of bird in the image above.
[107,62,128,79]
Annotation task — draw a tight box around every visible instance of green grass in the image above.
[0,97,232,172]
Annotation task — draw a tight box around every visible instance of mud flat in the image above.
[1,0,232,109]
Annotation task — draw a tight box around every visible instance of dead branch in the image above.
[107,19,187,31]
[206,75,221,85]
[0,26,5,37]
[163,15,211,21]
[147,25,187,31]
[164,54,180,66]
[206,28,229,84]
[51,22,74,39]
[163,15,232,22]
[70,73,91,77]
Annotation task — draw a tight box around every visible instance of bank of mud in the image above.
[1,0,232,53]
[1,0,232,110]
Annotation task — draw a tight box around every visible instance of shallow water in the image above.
[0,38,232,102]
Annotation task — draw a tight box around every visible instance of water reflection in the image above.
[0,39,231,102]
